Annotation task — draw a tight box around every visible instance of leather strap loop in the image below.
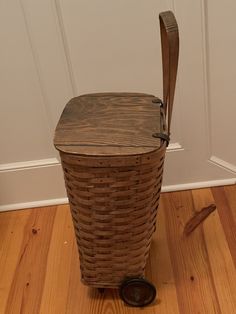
[159,11,179,134]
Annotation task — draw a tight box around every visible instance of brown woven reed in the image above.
[60,146,166,288]
[54,11,179,289]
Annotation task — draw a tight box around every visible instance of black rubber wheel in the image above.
[119,278,156,307]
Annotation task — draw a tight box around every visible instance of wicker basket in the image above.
[54,11,179,306]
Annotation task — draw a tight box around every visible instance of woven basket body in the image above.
[54,93,167,288]
[60,147,165,288]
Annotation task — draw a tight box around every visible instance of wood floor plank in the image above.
[1,186,236,313]
[4,206,57,314]
[64,239,89,314]
[0,210,31,313]
[223,185,236,223]
[162,191,221,314]
[146,204,180,314]
[89,289,130,314]
[39,205,75,314]
[212,186,236,267]
[192,188,236,314]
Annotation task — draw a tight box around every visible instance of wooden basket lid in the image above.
[54,93,163,156]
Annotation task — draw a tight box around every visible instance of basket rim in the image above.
[56,142,166,159]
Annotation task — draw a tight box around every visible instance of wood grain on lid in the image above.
[54,93,163,156]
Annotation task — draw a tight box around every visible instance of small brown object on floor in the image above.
[184,204,216,236]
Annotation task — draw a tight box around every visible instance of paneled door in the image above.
[0,0,235,210]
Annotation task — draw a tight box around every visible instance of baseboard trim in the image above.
[167,142,183,152]
[0,158,59,172]
[0,198,69,212]
[1,178,235,212]
[209,156,236,174]
[162,178,236,192]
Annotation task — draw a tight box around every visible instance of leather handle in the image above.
[159,11,179,134]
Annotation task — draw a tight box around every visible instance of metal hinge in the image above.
[152,132,170,146]
[152,97,164,107]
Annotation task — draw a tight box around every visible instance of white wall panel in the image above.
[206,0,236,169]
[58,0,165,94]
[57,0,181,144]
[1,0,236,210]
[0,0,54,163]
[21,0,75,129]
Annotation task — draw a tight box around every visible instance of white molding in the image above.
[167,142,183,152]
[0,143,183,173]
[54,0,77,96]
[19,0,74,130]
[200,0,212,157]
[209,156,236,174]
[0,142,182,173]
[0,198,68,212]
[0,162,66,208]
[0,158,59,172]
[162,178,236,193]
[20,0,54,135]
[1,178,235,212]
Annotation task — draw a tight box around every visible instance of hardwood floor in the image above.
[0,186,236,313]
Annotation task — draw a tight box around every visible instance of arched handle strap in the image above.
[159,11,179,134]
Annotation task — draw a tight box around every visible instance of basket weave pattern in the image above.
[60,146,166,288]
